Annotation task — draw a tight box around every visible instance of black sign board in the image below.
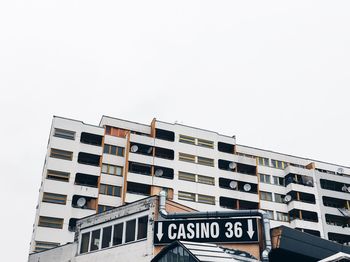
[154,218,258,245]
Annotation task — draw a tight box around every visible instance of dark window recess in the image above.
[155,147,174,160]
[80,232,90,254]
[219,197,238,209]
[285,173,314,187]
[218,159,235,171]
[78,152,101,166]
[218,142,235,154]
[155,129,175,142]
[328,233,350,244]
[127,182,151,196]
[287,191,316,204]
[326,214,350,227]
[289,209,318,222]
[128,162,151,176]
[74,173,98,188]
[72,195,97,210]
[236,163,256,176]
[154,166,174,179]
[90,229,101,251]
[113,223,123,246]
[323,196,348,208]
[137,216,148,240]
[240,200,259,209]
[80,132,103,146]
[125,219,136,243]
[129,142,153,156]
[102,226,112,249]
[321,179,350,192]
[98,205,114,213]
[68,218,78,232]
[295,228,321,237]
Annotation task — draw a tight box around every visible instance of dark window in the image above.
[218,159,235,171]
[137,216,148,240]
[328,232,350,244]
[155,129,175,141]
[68,218,78,232]
[97,205,114,213]
[90,229,101,251]
[78,152,101,166]
[236,163,256,175]
[153,166,174,179]
[80,232,90,254]
[102,226,112,249]
[75,173,98,187]
[129,142,153,156]
[239,200,259,209]
[126,182,151,196]
[218,142,234,154]
[80,132,102,146]
[72,195,97,210]
[99,184,121,197]
[103,144,124,156]
[323,196,347,208]
[113,223,123,246]
[125,219,136,243]
[321,179,349,192]
[155,147,174,160]
[219,197,238,209]
[128,162,152,176]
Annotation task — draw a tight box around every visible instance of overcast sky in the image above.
[1,1,350,260]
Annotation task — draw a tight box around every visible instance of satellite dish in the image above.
[284,195,292,203]
[77,197,86,207]
[347,187,350,193]
[337,168,344,175]
[243,184,251,192]
[342,185,348,192]
[302,176,314,186]
[130,145,138,153]
[229,162,236,170]
[155,169,163,177]
[147,147,153,154]
[229,181,238,189]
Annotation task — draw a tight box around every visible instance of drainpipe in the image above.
[158,191,271,262]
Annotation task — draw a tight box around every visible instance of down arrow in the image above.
[247,219,255,239]
[156,222,163,241]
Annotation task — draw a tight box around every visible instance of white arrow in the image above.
[247,219,255,239]
[156,222,163,241]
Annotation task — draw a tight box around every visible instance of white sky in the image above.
[1,1,350,260]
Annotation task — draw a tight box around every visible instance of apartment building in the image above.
[29,115,350,253]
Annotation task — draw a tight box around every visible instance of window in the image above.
[90,229,101,251]
[218,142,235,154]
[53,128,75,140]
[259,174,271,184]
[105,126,128,137]
[197,175,215,185]
[38,216,63,229]
[102,163,123,176]
[178,191,196,202]
[34,241,59,252]
[263,210,274,220]
[42,192,67,205]
[178,171,196,182]
[46,170,70,182]
[78,152,100,166]
[276,212,289,222]
[98,205,115,213]
[50,148,73,161]
[260,191,272,201]
[127,182,151,196]
[113,223,123,246]
[155,129,175,141]
[197,156,214,167]
[179,135,196,145]
[258,157,269,166]
[80,232,90,254]
[137,216,148,240]
[271,159,288,169]
[102,226,112,249]
[80,132,103,146]
[125,219,136,243]
[274,193,285,203]
[179,153,196,163]
[197,138,214,148]
[75,173,98,187]
[273,176,285,186]
[103,144,124,156]
[100,184,121,197]
[197,194,215,205]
